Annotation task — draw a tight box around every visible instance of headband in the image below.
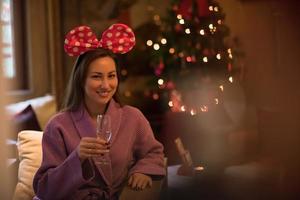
[64,23,136,56]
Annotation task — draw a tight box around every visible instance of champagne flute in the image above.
[96,114,112,165]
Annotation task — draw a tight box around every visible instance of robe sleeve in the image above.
[33,120,95,200]
[129,111,166,177]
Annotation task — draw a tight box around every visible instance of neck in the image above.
[84,101,108,119]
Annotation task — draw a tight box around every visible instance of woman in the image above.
[33,24,165,200]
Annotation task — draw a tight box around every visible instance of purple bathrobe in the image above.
[33,99,165,200]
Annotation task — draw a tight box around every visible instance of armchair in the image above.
[11,130,166,200]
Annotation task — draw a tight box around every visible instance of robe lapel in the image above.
[69,100,122,186]
[70,105,111,185]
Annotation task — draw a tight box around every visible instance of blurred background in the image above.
[1,0,300,199]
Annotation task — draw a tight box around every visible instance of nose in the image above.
[101,78,109,89]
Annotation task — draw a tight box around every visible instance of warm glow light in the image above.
[153,43,160,50]
[168,101,174,107]
[124,91,131,97]
[209,24,214,29]
[153,93,159,100]
[209,6,214,11]
[186,56,192,62]
[180,105,186,112]
[203,57,208,62]
[121,69,127,76]
[169,48,175,54]
[200,105,208,112]
[219,85,224,91]
[158,78,164,85]
[216,53,221,60]
[177,14,182,19]
[185,28,191,34]
[215,98,219,104]
[214,7,219,12]
[194,166,204,171]
[161,38,167,44]
[179,19,185,24]
[227,48,232,54]
[153,14,160,21]
[190,109,196,116]
[217,20,222,24]
[146,40,153,46]
[229,53,233,59]
[199,29,205,35]
[229,76,233,83]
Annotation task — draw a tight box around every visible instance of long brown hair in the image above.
[61,48,122,111]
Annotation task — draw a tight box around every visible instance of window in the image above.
[1,0,27,90]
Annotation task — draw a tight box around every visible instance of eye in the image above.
[91,74,101,79]
[108,73,116,79]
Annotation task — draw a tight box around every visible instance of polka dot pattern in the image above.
[64,23,135,56]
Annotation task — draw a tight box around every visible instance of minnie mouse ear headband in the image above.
[64,23,136,56]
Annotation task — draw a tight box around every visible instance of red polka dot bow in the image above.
[64,23,136,56]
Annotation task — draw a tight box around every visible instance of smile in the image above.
[96,90,110,97]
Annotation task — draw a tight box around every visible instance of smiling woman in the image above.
[32,24,166,200]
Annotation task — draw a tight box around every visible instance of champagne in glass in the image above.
[96,114,112,165]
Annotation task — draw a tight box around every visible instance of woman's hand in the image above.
[76,137,109,162]
[128,173,152,190]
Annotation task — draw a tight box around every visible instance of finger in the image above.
[134,177,144,190]
[81,142,107,150]
[131,177,138,189]
[140,180,147,190]
[147,178,152,188]
[128,176,133,186]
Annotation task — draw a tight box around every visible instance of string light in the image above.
[146,40,153,46]
[180,105,186,112]
[214,7,219,12]
[158,78,164,85]
[179,19,185,24]
[168,101,174,107]
[219,85,224,91]
[214,98,219,104]
[186,56,192,62]
[190,109,196,116]
[209,24,214,29]
[203,57,208,62]
[216,53,221,60]
[169,48,175,54]
[153,43,160,50]
[177,14,182,19]
[185,28,191,34]
[209,6,214,11]
[199,29,205,35]
[217,19,222,24]
[200,105,208,112]
[161,38,167,44]
[229,76,233,83]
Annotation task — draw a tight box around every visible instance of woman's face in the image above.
[84,56,118,112]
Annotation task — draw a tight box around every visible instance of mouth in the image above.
[96,90,110,98]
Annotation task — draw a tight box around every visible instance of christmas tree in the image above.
[125,0,243,116]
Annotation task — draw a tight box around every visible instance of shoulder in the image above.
[121,105,145,119]
[44,111,72,131]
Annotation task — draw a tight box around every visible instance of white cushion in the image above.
[13,130,43,200]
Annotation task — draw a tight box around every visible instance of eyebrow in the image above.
[91,70,116,74]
